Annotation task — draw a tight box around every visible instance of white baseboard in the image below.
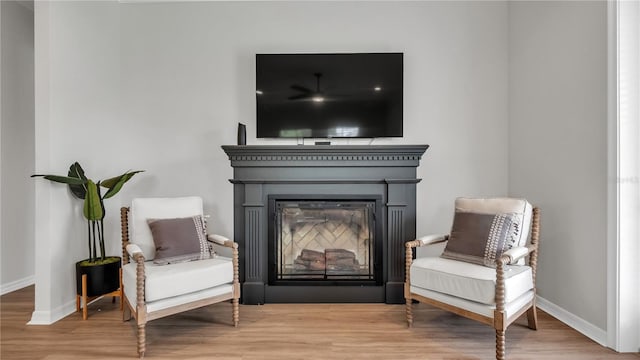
[2,276,76,325]
[1,276,35,296]
[28,299,76,325]
[537,295,608,347]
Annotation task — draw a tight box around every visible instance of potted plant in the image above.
[32,162,143,298]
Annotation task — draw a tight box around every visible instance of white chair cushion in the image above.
[410,257,533,305]
[123,255,233,304]
[410,286,535,318]
[130,197,204,260]
[455,197,533,248]
[145,285,233,313]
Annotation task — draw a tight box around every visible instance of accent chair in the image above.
[120,196,239,358]
[405,197,540,360]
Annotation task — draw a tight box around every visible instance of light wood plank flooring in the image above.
[1,286,638,359]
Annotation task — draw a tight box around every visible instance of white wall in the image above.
[31,0,121,324]
[31,1,509,323]
[508,0,608,337]
[119,1,509,235]
[1,0,35,295]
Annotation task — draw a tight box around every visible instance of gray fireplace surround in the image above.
[222,144,428,304]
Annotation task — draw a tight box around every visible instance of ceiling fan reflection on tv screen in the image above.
[288,72,327,103]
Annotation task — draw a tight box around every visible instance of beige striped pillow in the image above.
[441,211,522,268]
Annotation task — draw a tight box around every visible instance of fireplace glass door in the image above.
[270,199,379,284]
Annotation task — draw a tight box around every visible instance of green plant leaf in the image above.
[67,162,89,199]
[31,174,87,185]
[97,183,106,222]
[83,180,104,221]
[102,170,144,199]
[33,163,143,261]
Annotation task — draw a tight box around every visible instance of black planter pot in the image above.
[75,257,121,297]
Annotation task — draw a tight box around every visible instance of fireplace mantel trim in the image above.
[222,145,429,167]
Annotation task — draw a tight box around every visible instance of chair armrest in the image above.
[207,234,237,249]
[406,234,449,248]
[499,245,535,265]
[207,234,240,298]
[126,244,145,260]
[126,244,146,311]
[495,244,537,311]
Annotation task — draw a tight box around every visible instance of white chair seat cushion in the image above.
[145,285,233,313]
[123,255,233,304]
[410,257,533,305]
[411,286,535,318]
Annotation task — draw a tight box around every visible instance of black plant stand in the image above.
[75,267,123,320]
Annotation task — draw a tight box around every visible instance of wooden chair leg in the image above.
[232,298,239,327]
[123,303,132,321]
[496,330,506,360]
[527,305,539,330]
[118,268,124,311]
[137,324,146,358]
[406,298,413,328]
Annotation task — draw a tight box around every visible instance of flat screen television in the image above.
[256,53,403,139]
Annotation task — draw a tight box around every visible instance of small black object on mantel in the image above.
[237,123,246,145]
[315,141,331,145]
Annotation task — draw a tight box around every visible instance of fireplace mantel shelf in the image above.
[222,144,429,167]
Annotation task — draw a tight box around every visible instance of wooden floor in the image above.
[1,286,638,359]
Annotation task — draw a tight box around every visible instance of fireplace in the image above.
[222,145,428,304]
[268,197,383,286]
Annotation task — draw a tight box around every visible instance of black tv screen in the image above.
[256,53,403,139]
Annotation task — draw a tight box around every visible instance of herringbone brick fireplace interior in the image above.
[273,200,376,282]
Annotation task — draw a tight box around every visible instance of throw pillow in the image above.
[441,211,522,267]
[148,216,211,265]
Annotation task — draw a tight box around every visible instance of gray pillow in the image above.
[441,211,522,267]
[148,216,211,265]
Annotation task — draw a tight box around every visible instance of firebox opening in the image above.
[268,196,383,287]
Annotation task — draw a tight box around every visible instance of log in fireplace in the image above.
[222,145,428,304]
